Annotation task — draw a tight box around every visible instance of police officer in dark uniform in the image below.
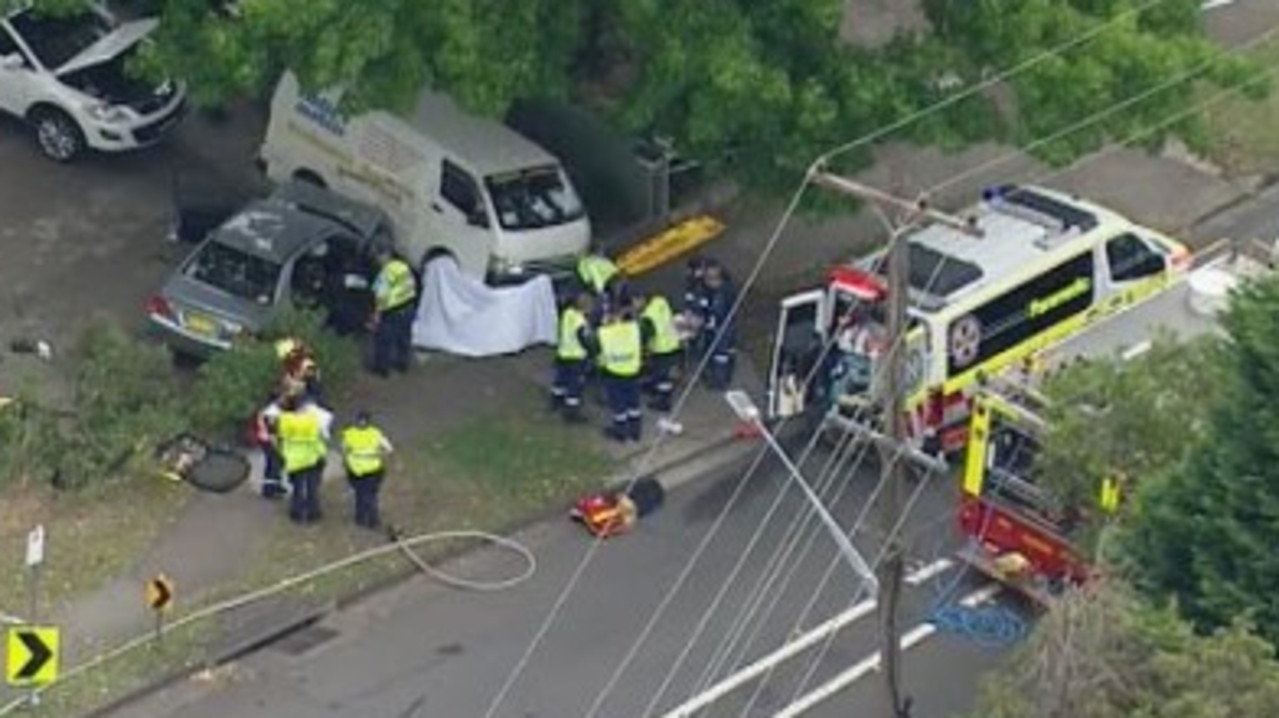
[703,262,738,390]
[551,290,595,423]
[683,256,712,361]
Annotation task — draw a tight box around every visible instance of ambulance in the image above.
[765,184,1192,454]
[257,72,591,285]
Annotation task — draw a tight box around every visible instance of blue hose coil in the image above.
[929,604,1027,647]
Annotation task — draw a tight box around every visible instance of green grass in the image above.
[239,394,614,600]
[1199,36,1279,179]
[19,620,214,718]
[22,394,615,718]
[0,476,190,621]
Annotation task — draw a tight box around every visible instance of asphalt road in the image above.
[104,169,1279,718]
[113,429,1021,718]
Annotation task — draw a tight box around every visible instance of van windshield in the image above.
[485,166,584,232]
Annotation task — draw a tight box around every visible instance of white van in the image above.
[258,72,591,284]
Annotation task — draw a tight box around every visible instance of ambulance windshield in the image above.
[906,243,983,297]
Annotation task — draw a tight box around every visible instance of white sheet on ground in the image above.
[412,257,558,357]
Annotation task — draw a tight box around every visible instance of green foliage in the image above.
[1124,275,1279,643]
[186,341,279,437]
[1035,336,1221,514]
[0,322,186,489]
[924,0,1262,165]
[971,580,1279,718]
[268,309,361,390]
[187,308,361,436]
[19,0,1263,196]
[0,397,64,488]
[0,311,362,489]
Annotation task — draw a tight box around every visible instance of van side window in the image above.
[1106,233,1165,282]
[440,161,483,221]
[946,251,1095,375]
[0,26,20,59]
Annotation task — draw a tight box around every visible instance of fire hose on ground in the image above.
[0,529,537,715]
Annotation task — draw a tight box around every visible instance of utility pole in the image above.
[809,167,981,717]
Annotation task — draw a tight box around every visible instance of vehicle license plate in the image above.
[184,312,217,337]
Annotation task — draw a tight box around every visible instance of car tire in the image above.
[185,443,252,494]
[30,108,86,163]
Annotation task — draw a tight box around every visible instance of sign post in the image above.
[23,525,44,707]
[146,574,175,644]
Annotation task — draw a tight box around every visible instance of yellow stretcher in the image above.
[615,214,726,277]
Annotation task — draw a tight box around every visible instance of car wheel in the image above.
[31,108,86,163]
[185,448,251,493]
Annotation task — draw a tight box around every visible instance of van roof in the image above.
[410,91,559,177]
[884,185,1129,310]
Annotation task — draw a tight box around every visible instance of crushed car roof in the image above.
[208,181,389,263]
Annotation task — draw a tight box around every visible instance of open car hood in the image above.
[55,18,157,76]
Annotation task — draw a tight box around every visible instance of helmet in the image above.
[275,337,300,360]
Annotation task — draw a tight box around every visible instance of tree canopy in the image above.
[971,581,1279,718]
[13,0,1263,194]
[1123,275,1279,643]
[1034,335,1222,516]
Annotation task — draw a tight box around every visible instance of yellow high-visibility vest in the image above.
[577,254,618,295]
[277,410,325,474]
[642,296,680,355]
[375,258,417,312]
[558,307,589,361]
[1099,474,1122,515]
[598,320,642,377]
[341,425,387,477]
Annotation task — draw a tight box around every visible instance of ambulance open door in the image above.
[766,290,827,420]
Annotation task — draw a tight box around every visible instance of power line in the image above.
[816,0,1180,168]
[637,249,970,718]
[689,31,1279,718]
[697,26,1279,702]
[753,34,1279,718]
[481,1,1200,714]
[807,177,980,717]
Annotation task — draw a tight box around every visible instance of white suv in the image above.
[0,4,186,161]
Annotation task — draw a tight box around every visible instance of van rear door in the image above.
[767,289,827,420]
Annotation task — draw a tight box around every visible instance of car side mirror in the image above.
[0,54,24,70]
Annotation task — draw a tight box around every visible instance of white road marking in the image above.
[657,558,955,718]
[1202,0,1237,10]
[771,583,1002,718]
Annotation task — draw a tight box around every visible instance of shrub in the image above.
[0,310,365,489]
[0,398,64,488]
[186,308,362,438]
[186,341,279,439]
[1,321,189,490]
[267,308,361,393]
